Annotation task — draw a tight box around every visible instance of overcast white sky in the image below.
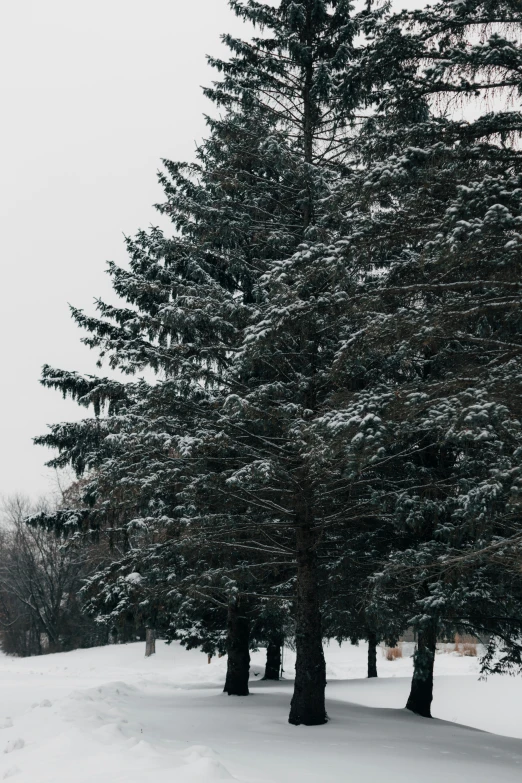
[1,1,423,501]
[0,0,250,499]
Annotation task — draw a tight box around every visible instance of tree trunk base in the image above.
[288,522,327,726]
[406,626,437,717]
[223,598,250,696]
[288,701,328,726]
[145,628,156,657]
[367,631,378,679]
[263,641,282,681]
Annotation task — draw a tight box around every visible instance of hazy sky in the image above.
[1,1,423,501]
[0,0,249,499]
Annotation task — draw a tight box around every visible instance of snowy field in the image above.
[0,641,521,782]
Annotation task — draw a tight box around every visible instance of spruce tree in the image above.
[313,0,522,717]
[34,0,379,725]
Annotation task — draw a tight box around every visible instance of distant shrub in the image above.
[454,634,477,657]
[383,644,403,661]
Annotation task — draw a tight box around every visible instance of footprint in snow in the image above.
[0,721,13,731]
[4,740,24,754]
[2,766,21,779]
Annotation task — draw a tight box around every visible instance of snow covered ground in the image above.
[0,640,521,783]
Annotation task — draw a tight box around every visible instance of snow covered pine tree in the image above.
[313,0,522,717]
[34,0,382,726]
[190,0,385,726]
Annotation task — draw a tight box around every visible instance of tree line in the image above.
[0,493,146,656]
[28,0,522,725]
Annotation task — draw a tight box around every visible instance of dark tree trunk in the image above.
[223,597,251,696]
[145,627,156,657]
[367,631,378,678]
[289,522,327,726]
[406,625,437,717]
[263,638,283,681]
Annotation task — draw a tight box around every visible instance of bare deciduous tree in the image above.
[0,495,107,656]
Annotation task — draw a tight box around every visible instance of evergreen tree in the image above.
[313,0,522,717]
[34,0,380,725]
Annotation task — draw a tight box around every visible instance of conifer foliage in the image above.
[33,0,522,728]
[316,0,522,716]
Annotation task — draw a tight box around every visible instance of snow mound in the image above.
[3,741,24,755]
[181,747,234,780]
[2,766,20,779]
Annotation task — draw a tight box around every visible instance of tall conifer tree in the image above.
[313,0,522,717]
[35,1,378,725]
